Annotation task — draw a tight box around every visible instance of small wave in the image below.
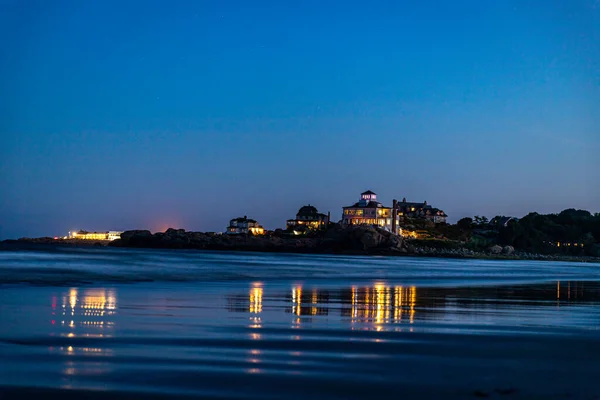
[1,246,599,287]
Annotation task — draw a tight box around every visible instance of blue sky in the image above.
[1,0,599,238]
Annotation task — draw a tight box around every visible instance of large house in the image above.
[227,216,265,235]
[69,230,122,241]
[341,190,396,231]
[286,205,330,230]
[396,198,448,224]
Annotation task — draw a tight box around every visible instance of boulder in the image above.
[360,228,384,250]
[120,230,152,242]
[503,245,515,255]
[387,235,403,249]
[489,245,503,254]
[116,230,153,247]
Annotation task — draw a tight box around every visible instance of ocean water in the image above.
[1,246,600,399]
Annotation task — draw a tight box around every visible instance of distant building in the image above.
[341,190,396,231]
[489,216,516,228]
[396,198,448,224]
[286,205,330,230]
[69,230,122,241]
[227,216,265,235]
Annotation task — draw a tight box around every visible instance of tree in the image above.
[457,217,473,231]
[473,216,489,227]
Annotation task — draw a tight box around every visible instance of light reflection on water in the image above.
[30,280,600,392]
[225,280,595,330]
[50,288,118,385]
[3,248,600,398]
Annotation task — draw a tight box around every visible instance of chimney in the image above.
[327,211,331,224]
[392,199,398,235]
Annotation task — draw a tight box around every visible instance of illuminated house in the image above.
[286,205,330,230]
[69,230,123,241]
[342,190,396,231]
[396,198,448,224]
[227,216,265,235]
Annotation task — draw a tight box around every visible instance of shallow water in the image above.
[1,246,600,399]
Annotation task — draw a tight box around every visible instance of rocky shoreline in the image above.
[108,227,600,262]
[109,225,405,255]
[3,225,599,263]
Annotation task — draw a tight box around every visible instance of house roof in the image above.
[426,208,448,217]
[361,190,376,195]
[398,201,429,208]
[344,201,390,209]
[297,205,319,217]
[231,216,257,223]
[397,204,447,217]
[490,216,514,226]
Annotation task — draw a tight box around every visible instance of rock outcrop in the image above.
[489,245,503,255]
[110,224,406,255]
[503,245,515,255]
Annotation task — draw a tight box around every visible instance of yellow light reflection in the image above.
[69,289,77,311]
[394,286,403,321]
[374,284,389,324]
[62,289,118,316]
[351,286,357,320]
[349,284,418,329]
[249,286,263,314]
[293,286,302,316]
[409,286,416,324]
[247,368,261,374]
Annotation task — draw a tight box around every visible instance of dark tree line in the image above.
[453,209,600,256]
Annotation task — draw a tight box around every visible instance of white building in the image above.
[341,190,398,232]
[68,230,123,241]
[226,216,265,235]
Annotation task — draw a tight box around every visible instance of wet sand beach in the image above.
[1,247,599,399]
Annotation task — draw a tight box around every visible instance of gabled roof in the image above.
[361,190,376,195]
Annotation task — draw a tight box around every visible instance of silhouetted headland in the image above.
[4,224,599,262]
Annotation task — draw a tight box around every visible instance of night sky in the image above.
[1,0,599,239]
